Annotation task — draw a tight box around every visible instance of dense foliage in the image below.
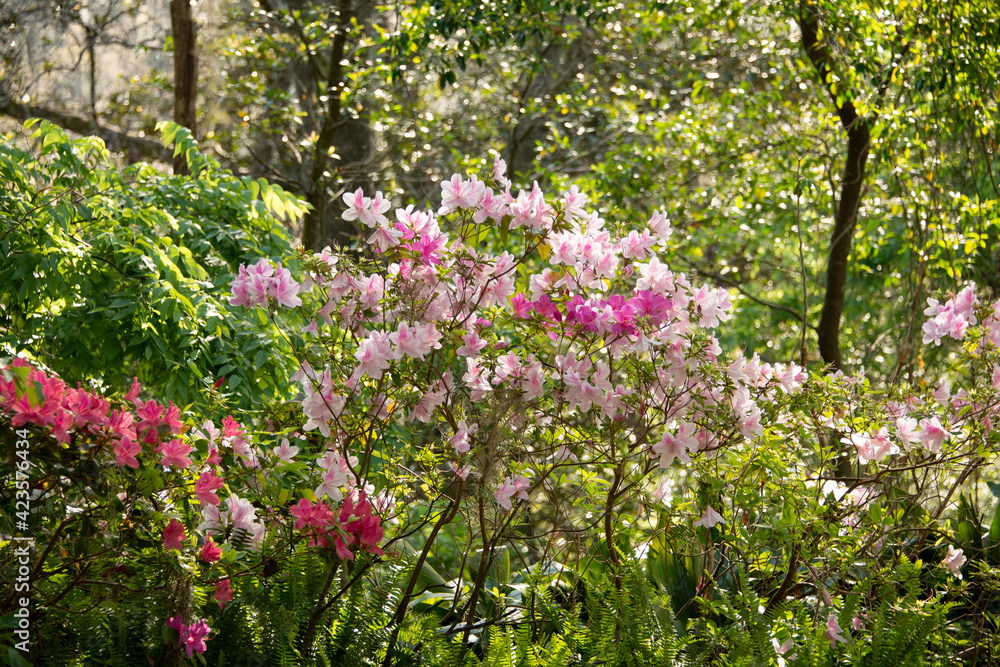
[2,135,999,665]
[1,0,999,664]
[0,120,306,409]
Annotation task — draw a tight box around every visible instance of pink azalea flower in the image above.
[943,545,966,578]
[825,614,848,647]
[271,263,302,308]
[163,519,185,551]
[693,505,726,528]
[509,293,534,318]
[621,229,655,260]
[651,421,698,468]
[205,446,222,467]
[213,579,234,609]
[166,617,212,658]
[123,376,142,405]
[272,438,299,464]
[439,174,486,215]
[411,382,447,422]
[221,415,243,438]
[561,184,590,220]
[199,537,223,563]
[354,330,394,380]
[160,439,193,468]
[183,619,211,657]
[647,209,672,241]
[449,419,478,454]
[636,256,674,294]
[917,416,951,454]
[449,462,472,480]
[895,416,919,451]
[850,428,899,464]
[135,399,164,433]
[113,438,141,468]
[457,332,488,357]
[389,321,441,360]
[771,637,797,666]
[105,409,137,442]
[367,222,404,252]
[195,471,225,506]
[494,475,531,510]
[343,188,391,228]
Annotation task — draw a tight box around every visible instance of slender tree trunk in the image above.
[170,0,197,175]
[86,31,97,120]
[301,0,354,251]
[799,0,871,372]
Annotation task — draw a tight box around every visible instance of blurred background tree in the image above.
[1,0,998,379]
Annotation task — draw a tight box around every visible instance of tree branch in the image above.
[0,95,172,163]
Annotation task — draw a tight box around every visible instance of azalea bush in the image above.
[2,146,1000,665]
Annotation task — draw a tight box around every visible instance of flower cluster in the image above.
[0,359,185,467]
[229,257,302,309]
[7,157,999,660]
[165,616,211,657]
[289,493,385,560]
[922,283,977,345]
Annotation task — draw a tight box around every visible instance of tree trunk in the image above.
[799,0,871,372]
[301,0,355,251]
[170,0,197,176]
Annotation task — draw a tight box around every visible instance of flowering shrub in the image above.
[3,156,1000,664]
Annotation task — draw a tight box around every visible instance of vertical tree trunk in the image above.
[301,0,355,252]
[170,0,197,176]
[799,0,871,372]
[86,30,97,120]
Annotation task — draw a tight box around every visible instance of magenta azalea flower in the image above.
[163,519,185,551]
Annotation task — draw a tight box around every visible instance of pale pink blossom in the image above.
[367,223,404,252]
[462,357,492,401]
[449,462,473,480]
[449,419,478,453]
[411,382,447,422]
[825,614,848,647]
[917,416,951,454]
[457,332,489,357]
[272,438,299,464]
[390,322,442,360]
[315,452,356,501]
[271,263,302,307]
[693,505,726,528]
[636,256,674,294]
[651,477,673,504]
[621,229,655,260]
[343,188,391,228]
[439,174,486,214]
[771,637,797,666]
[943,545,966,578]
[922,283,978,345]
[850,427,899,464]
[354,331,394,380]
[646,210,672,241]
[494,475,532,510]
[651,421,698,468]
[895,416,919,451]
[562,184,590,220]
